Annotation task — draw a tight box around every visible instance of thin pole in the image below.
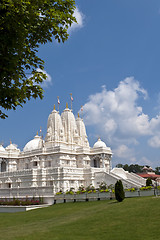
[70,93,73,111]
[81,105,83,119]
[57,96,60,112]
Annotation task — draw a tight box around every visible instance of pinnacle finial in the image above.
[66,102,68,108]
[37,131,38,136]
[78,112,80,118]
[54,104,56,110]
[10,139,12,144]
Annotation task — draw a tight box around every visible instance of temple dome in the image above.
[6,142,20,154]
[93,138,107,148]
[23,134,43,152]
[0,145,6,152]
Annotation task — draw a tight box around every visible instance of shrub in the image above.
[86,184,95,192]
[56,192,63,195]
[140,186,152,191]
[78,185,85,191]
[66,190,74,195]
[115,180,125,202]
[99,189,109,193]
[125,188,135,192]
[76,190,86,194]
[99,182,107,190]
[87,190,96,194]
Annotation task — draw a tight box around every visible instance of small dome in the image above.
[6,143,20,152]
[93,138,107,148]
[143,166,148,170]
[0,145,6,152]
[23,134,43,152]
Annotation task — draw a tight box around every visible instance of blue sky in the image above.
[1,0,160,168]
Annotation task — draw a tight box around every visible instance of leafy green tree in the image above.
[115,163,124,168]
[128,164,144,173]
[155,167,160,175]
[146,178,152,186]
[123,164,129,171]
[116,163,144,173]
[0,0,76,118]
[115,180,125,202]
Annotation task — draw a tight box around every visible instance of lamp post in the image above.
[155,179,158,197]
[154,179,158,197]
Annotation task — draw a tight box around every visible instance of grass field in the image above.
[0,196,160,240]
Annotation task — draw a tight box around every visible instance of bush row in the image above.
[56,183,160,195]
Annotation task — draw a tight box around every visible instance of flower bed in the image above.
[125,188,136,192]
[140,186,152,191]
[0,197,43,206]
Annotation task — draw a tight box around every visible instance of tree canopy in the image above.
[116,163,144,173]
[0,0,76,118]
[155,167,160,175]
[116,163,160,174]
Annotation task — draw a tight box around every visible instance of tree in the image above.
[146,178,152,186]
[155,167,160,175]
[116,163,144,173]
[0,0,76,118]
[115,163,124,168]
[115,180,125,202]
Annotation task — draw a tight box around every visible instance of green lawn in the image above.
[0,197,160,240]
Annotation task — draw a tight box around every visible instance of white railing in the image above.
[0,186,54,198]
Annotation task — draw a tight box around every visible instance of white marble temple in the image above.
[0,104,145,199]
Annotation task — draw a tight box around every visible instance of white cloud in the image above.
[83,77,160,162]
[114,144,134,159]
[36,68,52,88]
[148,135,160,148]
[84,77,150,140]
[137,157,152,166]
[68,7,84,33]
